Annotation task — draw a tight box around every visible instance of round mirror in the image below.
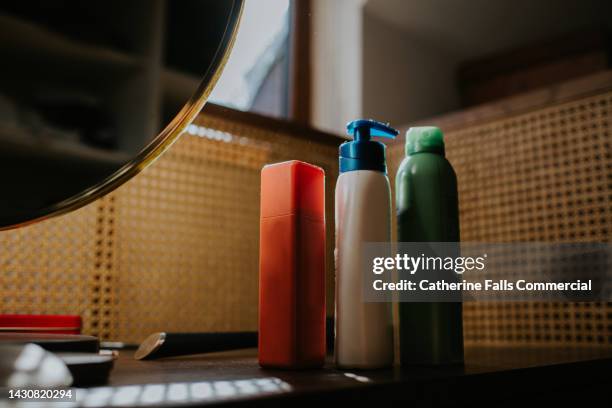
[0,0,243,229]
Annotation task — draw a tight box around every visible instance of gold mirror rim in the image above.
[1,0,244,231]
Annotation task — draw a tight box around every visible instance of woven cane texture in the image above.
[388,91,612,347]
[0,202,109,338]
[0,112,338,343]
[2,89,611,347]
[109,116,338,342]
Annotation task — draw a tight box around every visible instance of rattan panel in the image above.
[388,91,612,347]
[110,116,337,342]
[1,113,338,343]
[2,91,611,347]
[0,204,102,336]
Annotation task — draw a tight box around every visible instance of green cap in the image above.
[405,126,445,156]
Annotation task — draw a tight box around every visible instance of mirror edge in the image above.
[1,0,245,231]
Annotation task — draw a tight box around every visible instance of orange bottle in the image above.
[258,160,326,368]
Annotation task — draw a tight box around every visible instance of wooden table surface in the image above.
[73,346,612,407]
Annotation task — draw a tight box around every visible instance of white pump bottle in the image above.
[335,119,396,368]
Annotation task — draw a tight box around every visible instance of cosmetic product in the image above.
[259,160,326,368]
[54,353,114,386]
[335,119,396,369]
[396,126,464,365]
[0,343,113,387]
[0,314,82,334]
[0,333,99,353]
[134,332,258,360]
[0,344,73,388]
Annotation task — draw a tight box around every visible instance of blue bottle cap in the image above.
[340,119,398,173]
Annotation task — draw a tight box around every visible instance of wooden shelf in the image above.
[0,13,143,79]
[0,1,215,158]
[69,346,612,407]
[0,123,130,165]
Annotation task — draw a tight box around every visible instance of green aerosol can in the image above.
[396,126,464,365]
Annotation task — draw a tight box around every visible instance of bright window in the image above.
[209,0,291,118]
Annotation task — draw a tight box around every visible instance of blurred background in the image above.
[1,0,612,350]
[213,0,612,132]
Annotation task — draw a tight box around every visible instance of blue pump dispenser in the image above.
[340,119,398,174]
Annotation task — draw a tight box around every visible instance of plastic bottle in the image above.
[259,160,326,368]
[396,126,464,365]
[335,119,396,369]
